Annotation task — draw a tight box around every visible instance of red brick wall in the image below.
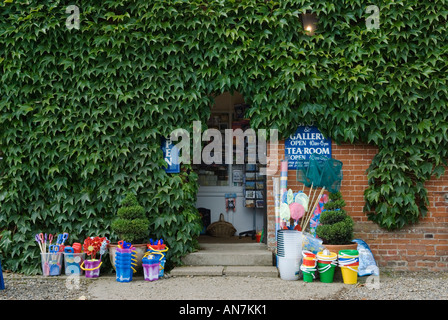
[267,141,448,272]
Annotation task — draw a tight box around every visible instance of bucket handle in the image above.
[147,246,169,253]
[80,260,102,271]
[144,251,165,261]
[317,263,336,273]
[338,258,359,266]
[341,265,358,273]
[338,253,359,259]
[317,260,337,273]
[300,265,316,278]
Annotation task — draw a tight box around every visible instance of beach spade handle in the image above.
[302,187,325,231]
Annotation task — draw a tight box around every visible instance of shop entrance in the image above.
[193,92,267,243]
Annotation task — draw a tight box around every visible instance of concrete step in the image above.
[181,243,274,266]
[198,242,269,251]
[169,265,279,278]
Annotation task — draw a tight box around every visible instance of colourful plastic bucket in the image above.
[317,262,336,283]
[63,253,85,275]
[340,265,359,284]
[316,251,337,283]
[41,253,63,276]
[300,265,316,282]
[81,259,102,278]
[338,250,359,259]
[338,250,359,284]
[116,265,133,282]
[302,257,316,267]
[143,262,159,281]
[303,251,316,258]
[317,251,337,262]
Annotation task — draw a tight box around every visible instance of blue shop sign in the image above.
[161,137,180,173]
[285,125,332,170]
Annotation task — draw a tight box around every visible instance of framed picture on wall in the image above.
[245,172,256,181]
[245,199,255,208]
[245,181,255,190]
[245,191,255,199]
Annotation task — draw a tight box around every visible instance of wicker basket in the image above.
[206,213,236,237]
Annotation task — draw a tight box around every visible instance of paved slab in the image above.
[169,265,279,278]
[87,275,347,300]
[223,266,278,278]
[169,266,224,276]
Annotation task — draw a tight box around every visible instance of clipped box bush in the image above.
[316,192,354,245]
[111,194,150,244]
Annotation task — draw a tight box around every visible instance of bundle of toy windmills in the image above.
[276,154,344,282]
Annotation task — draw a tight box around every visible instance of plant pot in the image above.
[108,243,148,271]
[323,243,358,255]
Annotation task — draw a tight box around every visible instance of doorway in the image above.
[193,92,267,244]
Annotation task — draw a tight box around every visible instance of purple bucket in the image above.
[143,263,159,281]
[81,259,102,278]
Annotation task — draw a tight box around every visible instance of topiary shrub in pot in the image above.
[316,192,357,252]
[109,193,150,271]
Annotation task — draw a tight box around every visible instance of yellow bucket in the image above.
[317,251,337,261]
[340,265,358,284]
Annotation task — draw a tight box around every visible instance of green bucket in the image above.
[338,249,359,257]
[302,270,315,282]
[317,262,336,283]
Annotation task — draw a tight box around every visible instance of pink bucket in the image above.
[81,259,102,278]
[143,263,159,281]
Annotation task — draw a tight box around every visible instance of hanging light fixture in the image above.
[301,12,318,36]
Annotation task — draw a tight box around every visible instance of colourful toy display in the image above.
[63,246,85,276]
[41,246,63,276]
[142,254,160,281]
[338,250,360,284]
[146,239,169,278]
[316,250,338,283]
[300,251,317,282]
[115,240,137,283]
[80,236,109,278]
[36,232,70,276]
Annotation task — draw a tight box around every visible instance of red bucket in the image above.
[302,257,316,267]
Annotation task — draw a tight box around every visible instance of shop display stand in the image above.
[240,151,265,240]
[240,163,257,239]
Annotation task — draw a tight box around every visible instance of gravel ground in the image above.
[333,271,448,300]
[1,270,447,301]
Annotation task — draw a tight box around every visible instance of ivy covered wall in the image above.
[1,0,447,273]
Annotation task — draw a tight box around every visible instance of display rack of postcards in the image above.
[244,164,265,209]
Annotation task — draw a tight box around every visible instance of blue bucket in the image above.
[116,265,133,282]
[115,251,133,282]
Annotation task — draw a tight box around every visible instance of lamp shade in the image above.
[301,13,318,35]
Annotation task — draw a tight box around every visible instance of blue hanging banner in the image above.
[161,137,180,173]
[284,125,332,170]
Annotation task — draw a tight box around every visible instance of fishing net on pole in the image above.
[306,154,328,188]
[320,158,343,193]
